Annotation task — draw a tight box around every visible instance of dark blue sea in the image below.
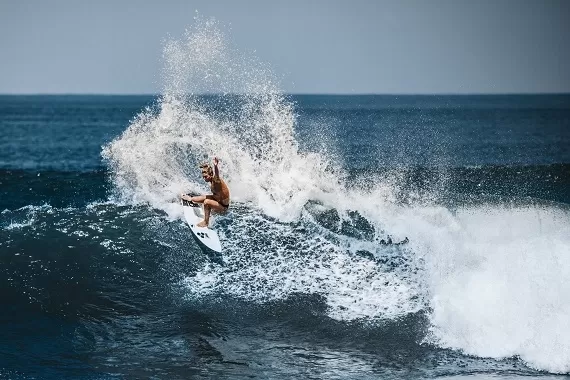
[1,93,570,380]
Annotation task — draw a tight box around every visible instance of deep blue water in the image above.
[2,94,569,171]
[1,95,570,379]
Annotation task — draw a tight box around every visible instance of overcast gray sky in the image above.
[1,0,569,94]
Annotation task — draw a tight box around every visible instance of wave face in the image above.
[2,18,570,379]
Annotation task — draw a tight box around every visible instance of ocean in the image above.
[1,93,569,380]
[2,21,570,380]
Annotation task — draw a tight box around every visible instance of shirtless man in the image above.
[181,157,230,228]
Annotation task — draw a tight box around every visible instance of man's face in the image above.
[202,171,212,182]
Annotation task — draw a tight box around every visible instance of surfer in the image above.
[181,157,230,228]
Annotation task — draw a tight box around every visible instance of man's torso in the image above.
[210,178,230,205]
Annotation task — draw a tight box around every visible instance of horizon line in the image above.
[1,92,570,97]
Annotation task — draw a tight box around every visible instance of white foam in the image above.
[4,220,34,230]
[2,203,55,230]
[416,205,570,374]
[182,207,424,321]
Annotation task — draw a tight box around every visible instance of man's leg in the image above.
[197,198,227,227]
[190,195,206,203]
[199,203,211,228]
[180,193,206,203]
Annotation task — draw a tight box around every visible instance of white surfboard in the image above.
[181,199,223,253]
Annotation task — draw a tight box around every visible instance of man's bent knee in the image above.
[204,199,226,213]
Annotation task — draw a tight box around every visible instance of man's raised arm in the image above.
[213,157,220,180]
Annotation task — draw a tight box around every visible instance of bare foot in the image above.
[196,220,208,228]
